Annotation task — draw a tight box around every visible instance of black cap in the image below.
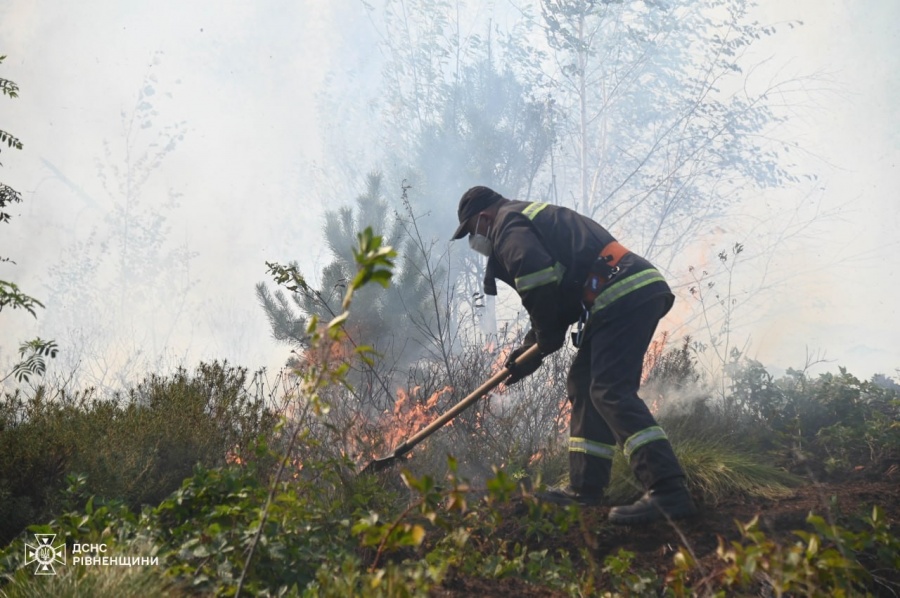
[451,186,503,240]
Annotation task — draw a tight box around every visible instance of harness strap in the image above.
[582,241,630,306]
[600,240,629,268]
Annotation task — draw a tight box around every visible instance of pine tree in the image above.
[257,173,437,373]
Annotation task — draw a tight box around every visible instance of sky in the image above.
[1,0,898,388]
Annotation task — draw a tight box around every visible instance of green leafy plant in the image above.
[0,282,43,316]
[0,361,275,545]
[668,506,900,596]
[232,226,398,596]
[148,462,366,595]
[6,339,58,384]
[2,222,898,597]
[1,56,58,386]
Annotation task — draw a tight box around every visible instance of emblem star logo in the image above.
[24,533,66,575]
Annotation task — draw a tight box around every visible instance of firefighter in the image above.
[452,186,696,525]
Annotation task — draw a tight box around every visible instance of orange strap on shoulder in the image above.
[600,241,629,268]
[580,241,632,309]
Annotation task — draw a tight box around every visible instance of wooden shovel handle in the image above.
[390,343,542,457]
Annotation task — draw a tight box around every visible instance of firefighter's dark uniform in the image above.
[482,199,685,493]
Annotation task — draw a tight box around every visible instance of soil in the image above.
[430,464,900,597]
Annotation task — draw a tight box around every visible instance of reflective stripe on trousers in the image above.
[623,426,669,458]
[569,437,616,460]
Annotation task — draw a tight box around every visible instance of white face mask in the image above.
[468,214,492,256]
[469,233,492,256]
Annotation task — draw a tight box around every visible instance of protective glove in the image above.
[505,342,543,386]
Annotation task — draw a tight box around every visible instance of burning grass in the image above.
[380,385,453,449]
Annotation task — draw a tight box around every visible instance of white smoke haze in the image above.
[1,0,898,394]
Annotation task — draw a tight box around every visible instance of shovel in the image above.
[359,344,542,475]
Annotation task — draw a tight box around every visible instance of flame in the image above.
[642,330,669,383]
[380,385,453,449]
[225,449,243,466]
[556,396,570,435]
[492,346,512,374]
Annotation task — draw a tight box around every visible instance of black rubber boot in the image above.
[535,486,605,507]
[608,478,697,525]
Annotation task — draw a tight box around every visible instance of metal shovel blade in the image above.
[358,344,541,475]
[359,452,409,476]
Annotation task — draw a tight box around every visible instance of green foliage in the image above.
[257,178,417,368]
[257,262,312,347]
[0,56,22,163]
[645,336,703,391]
[817,400,900,475]
[0,361,275,545]
[0,475,145,593]
[149,463,360,595]
[6,339,58,384]
[0,129,21,151]
[721,362,900,476]
[42,474,140,551]
[1,366,898,597]
[0,54,24,238]
[229,226,402,595]
[0,461,380,597]
[648,332,900,480]
[2,450,898,597]
[0,181,21,225]
[668,506,900,597]
[2,220,899,596]
[0,282,44,317]
[0,546,174,598]
[0,55,57,387]
[349,228,397,292]
[0,57,18,99]
[263,261,310,295]
[347,461,587,596]
[600,549,659,596]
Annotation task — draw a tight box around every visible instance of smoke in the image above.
[1,0,898,394]
[0,2,349,385]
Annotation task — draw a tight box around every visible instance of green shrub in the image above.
[2,452,897,597]
[0,555,176,598]
[0,361,276,545]
[0,457,399,597]
[147,461,368,595]
[815,398,900,475]
[348,463,588,596]
[0,388,109,544]
[663,356,900,478]
[668,505,900,596]
[3,226,898,597]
